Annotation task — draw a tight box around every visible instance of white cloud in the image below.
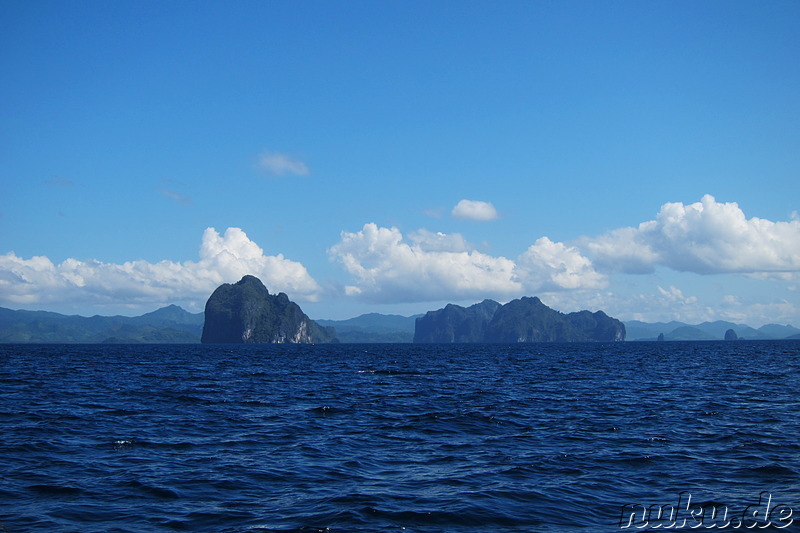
[656,285,697,304]
[517,237,608,292]
[257,151,309,176]
[451,199,498,221]
[329,223,519,303]
[0,227,322,314]
[328,223,604,303]
[585,195,800,275]
[196,228,321,297]
[581,226,660,274]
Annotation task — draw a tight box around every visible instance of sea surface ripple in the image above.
[1,341,798,532]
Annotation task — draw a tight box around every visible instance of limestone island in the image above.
[201,275,337,344]
[414,296,625,343]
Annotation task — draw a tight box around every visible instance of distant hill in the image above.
[665,326,717,341]
[0,304,204,343]
[758,323,800,339]
[624,319,800,341]
[317,313,420,343]
[693,320,762,340]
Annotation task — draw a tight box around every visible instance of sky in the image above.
[1,0,799,326]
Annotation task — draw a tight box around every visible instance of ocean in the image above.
[1,341,798,532]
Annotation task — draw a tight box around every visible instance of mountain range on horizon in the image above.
[0,305,204,344]
[623,319,800,341]
[1,305,799,344]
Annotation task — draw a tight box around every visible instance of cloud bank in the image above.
[0,228,321,313]
[2,195,796,324]
[585,195,800,275]
[328,223,605,303]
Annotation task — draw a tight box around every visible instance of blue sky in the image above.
[1,0,799,326]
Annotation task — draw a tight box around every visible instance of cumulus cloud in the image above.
[517,237,607,292]
[328,223,605,303]
[451,199,498,221]
[0,227,322,313]
[196,228,321,297]
[257,151,309,176]
[328,223,519,302]
[585,195,800,275]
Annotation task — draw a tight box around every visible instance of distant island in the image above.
[414,297,626,343]
[201,275,337,344]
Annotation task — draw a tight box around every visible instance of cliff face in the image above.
[414,296,625,343]
[413,300,500,343]
[201,275,337,344]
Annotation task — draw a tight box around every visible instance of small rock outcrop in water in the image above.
[724,328,738,341]
[201,275,337,344]
[414,296,625,343]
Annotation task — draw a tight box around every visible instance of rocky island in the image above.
[201,275,337,344]
[414,296,625,343]
[412,299,501,343]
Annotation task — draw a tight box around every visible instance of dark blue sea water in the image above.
[1,341,799,532]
